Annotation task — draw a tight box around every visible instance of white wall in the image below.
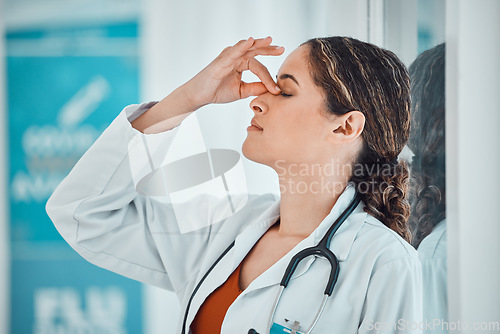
[446,0,500,330]
[384,0,418,66]
[0,0,10,331]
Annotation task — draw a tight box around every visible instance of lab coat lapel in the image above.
[184,239,235,331]
[184,197,281,330]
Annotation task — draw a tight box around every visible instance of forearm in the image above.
[131,82,203,133]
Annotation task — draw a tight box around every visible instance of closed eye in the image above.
[280,92,292,97]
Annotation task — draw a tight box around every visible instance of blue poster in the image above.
[11,259,142,333]
[7,21,143,333]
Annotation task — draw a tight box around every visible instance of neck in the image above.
[275,168,350,239]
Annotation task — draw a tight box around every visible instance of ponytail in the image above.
[351,144,412,242]
[408,157,446,248]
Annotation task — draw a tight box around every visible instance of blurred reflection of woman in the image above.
[408,43,447,333]
[47,36,422,333]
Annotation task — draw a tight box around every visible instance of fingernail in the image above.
[275,46,283,50]
[275,86,281,92]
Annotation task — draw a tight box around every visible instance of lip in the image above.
[250,118,263,131]
[247,125,263,132]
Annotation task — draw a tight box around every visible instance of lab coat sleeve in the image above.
[358,257,423,334]
[46,102,235,292]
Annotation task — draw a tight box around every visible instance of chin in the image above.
[241,139,257,162]
[242,139,269,166]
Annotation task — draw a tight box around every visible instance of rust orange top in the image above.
[190,262,243,334]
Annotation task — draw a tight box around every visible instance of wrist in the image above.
[178,80,208,111]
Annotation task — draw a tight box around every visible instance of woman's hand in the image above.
[186,36,285,106]
[132,37,284,133]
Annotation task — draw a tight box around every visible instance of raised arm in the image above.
[46,37,284,292]
[131,36,284,133]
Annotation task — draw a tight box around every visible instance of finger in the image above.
[231,37,257,57]
[248,58,281,94]
[240,82,269,99]
[214,38,254,70]
[232,36,273,58]
[247,36,273,50]
[245,45,285,59]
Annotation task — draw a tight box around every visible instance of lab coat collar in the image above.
[232,183,367,294]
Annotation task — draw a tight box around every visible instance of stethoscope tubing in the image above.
[183,192,362,334]
[280,192,361,294]
[263,192,362,333]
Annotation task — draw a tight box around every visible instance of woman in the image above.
[408,43,446,249]
[408,43,447,331]
[47,36,422,333]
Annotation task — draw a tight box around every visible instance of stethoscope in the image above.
[249,191,361,334]
[181,191,361,334]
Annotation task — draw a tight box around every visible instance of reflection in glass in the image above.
[408,43,447,333]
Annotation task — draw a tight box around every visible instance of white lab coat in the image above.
[46,102,423,334]
[418,219,447,333]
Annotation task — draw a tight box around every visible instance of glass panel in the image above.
[408,0,447,332]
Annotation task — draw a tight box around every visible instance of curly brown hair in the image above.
[303,36,412,243]
[407,43,446,248]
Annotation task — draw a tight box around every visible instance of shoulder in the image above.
[417,219,447,261]
[352,213,419,273]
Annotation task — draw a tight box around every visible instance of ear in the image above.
[330,110,365,143]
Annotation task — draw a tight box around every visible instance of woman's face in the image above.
[242,45,337,171]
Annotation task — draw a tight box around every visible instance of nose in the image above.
[249,95,268,114]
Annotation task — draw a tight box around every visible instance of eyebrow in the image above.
[276,73,300,87]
